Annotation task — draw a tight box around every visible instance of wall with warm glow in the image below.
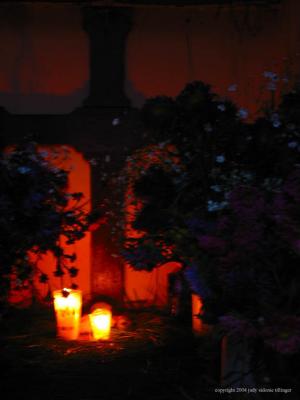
[124,145,182,308]
[8,146,91,305]
[0,2,299,116]
[126,0,300,117]
[0,4,88,113]
[2,0,300,307]
[35,146,91,298]
[124,262,182,308]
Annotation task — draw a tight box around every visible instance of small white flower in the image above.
[158,141,167,149]
[112,117,120,126]
[203,123,213,132]
[217,104,226,112]
[89,158,98,166]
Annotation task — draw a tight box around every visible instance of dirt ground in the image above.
[0,307,220,400]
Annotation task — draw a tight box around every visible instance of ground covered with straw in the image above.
[0,306,220,400]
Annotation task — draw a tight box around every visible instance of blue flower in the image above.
[263,71,277,80]
[240,172,254,181]
[228,84,237,92]
[207,200,228,212]
[216,154,225,164]
[271,113,281,128]
[39,151,49,158]
[237,108,248,119]
[210,184,222,193]
[184,264,211,299]
[18,166,31,174]
[288,141,298,149]
[31,193,44,203]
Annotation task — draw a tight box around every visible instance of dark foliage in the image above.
[119,81,300,357]
[0,142,93,308]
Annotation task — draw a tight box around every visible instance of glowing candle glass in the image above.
[53,288,82,340]
[89,308,112,340]
[191,293,210,336]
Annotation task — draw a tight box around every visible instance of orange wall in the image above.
[124,262,181,308]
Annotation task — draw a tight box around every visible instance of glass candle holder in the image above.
[53,288,82,340]
[89,308,112,340]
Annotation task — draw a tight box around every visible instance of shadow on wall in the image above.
[124,78,146,109]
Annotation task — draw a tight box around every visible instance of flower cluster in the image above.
[119,80,300,356]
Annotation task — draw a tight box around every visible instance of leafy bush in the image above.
[0,143,92,309]
[120,80,300,356]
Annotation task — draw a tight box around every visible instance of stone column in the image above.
[81,6,132,108]
[77,6,134,304]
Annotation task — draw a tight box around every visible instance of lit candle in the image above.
[89,308,112,340]
[53,288,82,340]
[191,293,210,336]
